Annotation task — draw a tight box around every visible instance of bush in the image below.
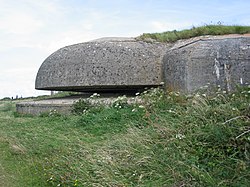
[71,98,92,115]
[112,95,129,108]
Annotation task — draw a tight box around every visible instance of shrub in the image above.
[112,95,129,109]
[71,98,92,115]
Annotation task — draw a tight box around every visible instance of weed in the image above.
[112,95,129,108]
[138,24,250,43]
[39,110,62,117]
[71,98,92,115]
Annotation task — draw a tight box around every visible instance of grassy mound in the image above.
[139,25,250,42]
[0,87,249,186]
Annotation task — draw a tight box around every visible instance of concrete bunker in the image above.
[35,37,168,92]
[17,35,250,115]
[163,35,250,93]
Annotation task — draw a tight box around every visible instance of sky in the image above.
[0,0,250,99]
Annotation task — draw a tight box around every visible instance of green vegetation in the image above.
[138,25,250,42]
[34,91,80,101]
[0,92,80,102]
[0,87,249,186]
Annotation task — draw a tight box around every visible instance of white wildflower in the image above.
[167,109,176,114]
[174,92,180,96]
[175,134,185,139]
[138,105,145,108]
[90,93,100,98]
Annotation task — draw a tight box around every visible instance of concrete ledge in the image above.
[16,98,77,115]
[16,93,143,116]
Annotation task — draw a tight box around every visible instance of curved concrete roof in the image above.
[35,37,167,92]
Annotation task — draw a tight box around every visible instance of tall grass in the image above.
[138,25,250,42]
[0,87,249,186]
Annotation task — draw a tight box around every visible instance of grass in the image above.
[34,91,80,101]
[138,24,250,42]
[0,87,249,186]
[0,91,80,102]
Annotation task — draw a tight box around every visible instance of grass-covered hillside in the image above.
[139,25,250,42]
[0,87,249,186]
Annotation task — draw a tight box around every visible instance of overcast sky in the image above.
[0,0,249,99]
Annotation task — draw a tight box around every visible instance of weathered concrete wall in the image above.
[35,37,168,92]
[16,101,74,115]
[163,35,250,93]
